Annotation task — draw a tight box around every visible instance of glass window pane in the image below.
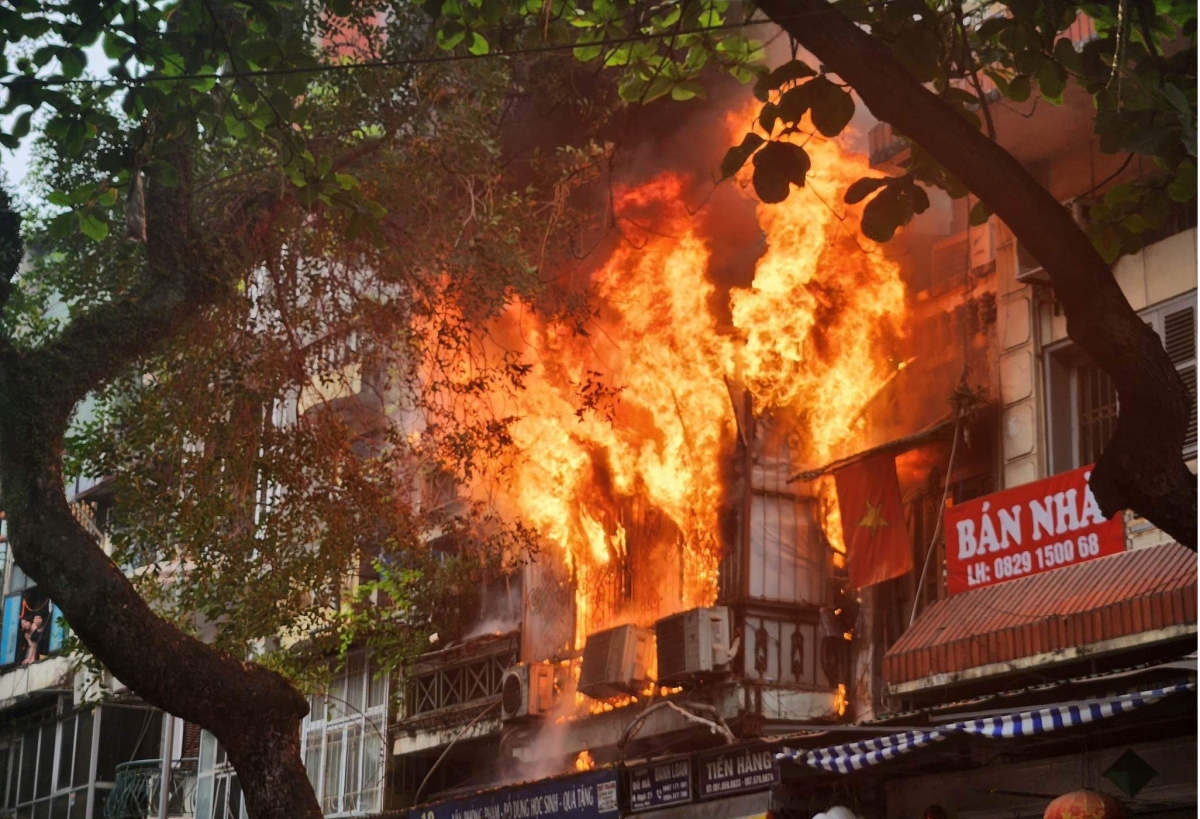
[19,731,36,803]
[304,740,321,796]
[343,725,361,812]
[2,595,21,666]
[321,732,342,815]
[198,731,216,774]
[56,719,74,794]
[91,787,111,819]
[49,794,68,819]
[367,661,387,710]
[226,776,241,819]
[35,724,53,799]
[32,799,48,819]
[0,746,10,807]
[194,775,212,819]
[67,789,86,819]
[96,708,160,783]
[328,670,347,721]
[360,732,382,814]
[72,714,92,790]
[344,654,365,713]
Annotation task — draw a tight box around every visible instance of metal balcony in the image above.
[104,758,198,819]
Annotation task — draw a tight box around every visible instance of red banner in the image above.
[945,465,1125,595]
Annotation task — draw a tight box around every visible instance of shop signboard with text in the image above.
[695,743,780,799]
[945,465,1125,595]
[409,769,618,819]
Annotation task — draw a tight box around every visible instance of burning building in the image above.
[382,28,1195,819]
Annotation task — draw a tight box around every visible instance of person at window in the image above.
[21,613,44,665]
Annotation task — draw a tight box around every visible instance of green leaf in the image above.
[334,173,360,191]
[437,22,466,50]
[753,59,817,101]
[671,81,704,101]
[467,32,490,55]
[806,77,855,137]
[1035,60,1067,103]
[720,133,765,179]
[775,84,810,125]
[1008,75,1032,103]
[96,188,119,207]
[46,191,71,208]
[969,199,992,226]
[1053,38,1082,74]
[1168,160,1196,202]
[751,140,811,203]
[860,184,917,242]
[79,213,109,242]
[844,176,888,205]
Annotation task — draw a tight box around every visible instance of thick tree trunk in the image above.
[758,0,1197,548]
[0,160,323,817]
[0,376,324,819]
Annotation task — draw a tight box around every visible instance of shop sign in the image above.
[627,756,692,812]
[945,464,1125,595]
[410,769,619,819]
[696,743,780,799]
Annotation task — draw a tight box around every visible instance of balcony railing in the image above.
[105,758,198,819]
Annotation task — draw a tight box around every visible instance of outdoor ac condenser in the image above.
[654,606,732,685]
[577,624,656,700]
[500,663,555,721]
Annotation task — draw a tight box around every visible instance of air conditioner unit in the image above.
[1015,241,1051,285]
[654,606,732,685]
[501,663,556,721]
[577,625,655,700]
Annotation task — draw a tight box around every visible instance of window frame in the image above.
[300,652,388,818]
[1045,290,1198,473]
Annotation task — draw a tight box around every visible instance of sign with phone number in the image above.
[945,464,1125,595]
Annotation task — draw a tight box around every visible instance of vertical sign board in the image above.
[627,756,692,812]
[696,743,780,800]
[945,464,1125,595]
[409,769,619,819]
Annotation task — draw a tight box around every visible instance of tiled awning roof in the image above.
[884,542,1198,689]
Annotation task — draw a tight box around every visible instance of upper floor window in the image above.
[1047,292,1197,471]
[302,652,388,817]
[0,519,68,668]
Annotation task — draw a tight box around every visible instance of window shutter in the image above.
[1180,364,1197,453]
[1163,306,1195,364]
[1162,306,1197,455]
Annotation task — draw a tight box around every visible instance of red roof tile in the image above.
[883,542,1198,687]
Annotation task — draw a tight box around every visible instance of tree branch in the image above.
[757,0,1196,548]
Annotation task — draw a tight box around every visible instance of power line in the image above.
[0,4,905,91]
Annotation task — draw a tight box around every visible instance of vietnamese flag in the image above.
[834,451,913,589]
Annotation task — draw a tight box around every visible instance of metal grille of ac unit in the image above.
[655,613,689,683]
[501,670,524,720]
[578,625,653,699]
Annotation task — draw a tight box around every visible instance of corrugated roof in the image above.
[884,542,1198,687]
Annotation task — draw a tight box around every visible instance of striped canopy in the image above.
[778,682,1195,774]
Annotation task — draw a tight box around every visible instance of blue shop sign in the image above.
[410,769,619,819]
[627,756,692,812]
[695,743,780,800]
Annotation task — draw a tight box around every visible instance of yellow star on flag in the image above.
[858,500,889,535]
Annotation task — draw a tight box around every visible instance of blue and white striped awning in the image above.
[778,682,1195,774]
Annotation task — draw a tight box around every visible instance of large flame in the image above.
[460,107,905,657]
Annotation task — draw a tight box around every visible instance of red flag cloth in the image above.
[834,451,913,589]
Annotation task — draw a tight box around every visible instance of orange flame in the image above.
[574,750,595,771]
[461,106,905,657]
